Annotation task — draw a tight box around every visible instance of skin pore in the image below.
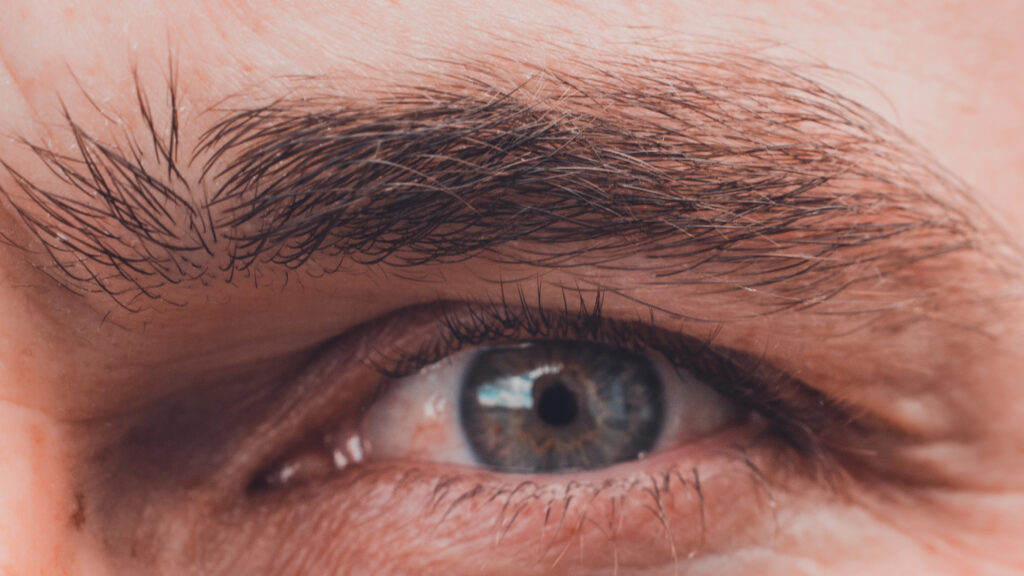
[0,1,1023,574]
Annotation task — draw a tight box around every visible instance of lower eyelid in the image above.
[222,430,794,575]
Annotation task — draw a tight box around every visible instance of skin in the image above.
[0,1,1022,574]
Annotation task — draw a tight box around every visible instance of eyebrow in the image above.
[0,50,982,309]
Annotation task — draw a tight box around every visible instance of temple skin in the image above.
[0,1,1023,574]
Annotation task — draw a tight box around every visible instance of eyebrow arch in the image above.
[0,49,983,309]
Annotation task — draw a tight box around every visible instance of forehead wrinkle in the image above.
[0,47,990,310]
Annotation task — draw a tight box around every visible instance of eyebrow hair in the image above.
[0,50,983,310]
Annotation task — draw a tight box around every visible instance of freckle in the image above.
[28,423,44,448]
[70,491,86,529]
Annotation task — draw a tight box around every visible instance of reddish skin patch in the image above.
[411,419,449,453]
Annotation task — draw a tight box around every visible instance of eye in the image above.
[363,340,740,473]
[231,297,868,573]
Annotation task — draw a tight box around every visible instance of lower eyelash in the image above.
[234,432,802,573]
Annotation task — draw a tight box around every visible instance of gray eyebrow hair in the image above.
[0,51,980,309]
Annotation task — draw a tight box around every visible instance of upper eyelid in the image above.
[368,297,875,451]
[0,47,988,313]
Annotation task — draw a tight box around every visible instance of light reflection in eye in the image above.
[475,363,562,410]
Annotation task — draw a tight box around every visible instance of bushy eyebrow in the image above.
[0,50,980,309]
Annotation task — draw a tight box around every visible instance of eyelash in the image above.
[366,287,848,461]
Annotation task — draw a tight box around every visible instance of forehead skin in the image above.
[0,1,1021,575]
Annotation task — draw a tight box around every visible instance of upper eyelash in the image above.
[373,287,617,377]
[364,285,864,469]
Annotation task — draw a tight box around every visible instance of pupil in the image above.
[536,380,578,427]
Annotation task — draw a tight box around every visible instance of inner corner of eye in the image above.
[254,339,744,492]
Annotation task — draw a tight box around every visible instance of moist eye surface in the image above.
[458,340,665,472]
